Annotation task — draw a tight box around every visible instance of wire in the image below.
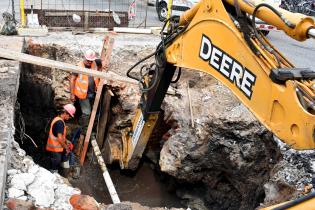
[15,128,38,148]
[126,16,188,93]
[171,67,181,83]
[126,51,156,81]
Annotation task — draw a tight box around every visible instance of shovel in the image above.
[26,0,39,27]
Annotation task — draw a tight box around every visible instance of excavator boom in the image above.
[166,0,315,149]
[106,0,315,173]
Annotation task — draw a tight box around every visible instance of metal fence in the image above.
[0,0,161,30]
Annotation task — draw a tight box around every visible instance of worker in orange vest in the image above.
[46,104,76,173]
[70,49,102,134]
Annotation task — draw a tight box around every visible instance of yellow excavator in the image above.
[106,0,315,208]
[116,0,315,169]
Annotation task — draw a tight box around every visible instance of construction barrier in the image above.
[0,0,162,30]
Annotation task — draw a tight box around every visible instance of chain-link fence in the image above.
[0,0,162,30]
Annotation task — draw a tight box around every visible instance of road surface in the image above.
[268,31,314,69]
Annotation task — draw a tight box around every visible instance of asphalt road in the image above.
[268,30,314,69]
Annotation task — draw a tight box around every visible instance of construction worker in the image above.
[46,104,76,173]
[70,49,101,133]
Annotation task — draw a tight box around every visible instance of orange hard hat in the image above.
[84,49,96,61]
[63,104,76,117]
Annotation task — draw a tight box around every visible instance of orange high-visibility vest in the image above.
[46,117,66,152]
[73,61,100,99]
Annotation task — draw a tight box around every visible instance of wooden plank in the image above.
[187,81,194,128]
[95,34,115,148]
[96,89,112,148]
[80,35,115,165]
[0,47,136,85]
[80,78,106,165]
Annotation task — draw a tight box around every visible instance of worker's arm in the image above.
[57,133,68,150]
[69,74,76,102]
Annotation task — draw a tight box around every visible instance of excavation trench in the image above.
[14,43,185,208]
[13,39,286,210]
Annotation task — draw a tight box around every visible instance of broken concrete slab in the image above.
[8,188,25,199]
[6,139,83,209]
[27,168,56,207]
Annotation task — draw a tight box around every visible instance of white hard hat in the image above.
[84,49,96,61]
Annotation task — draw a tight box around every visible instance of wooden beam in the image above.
[80,35,115,165]
[96,89,112,148]
[187,81,194,128]
[96,34,115,147]
[80,78,106,166]
[0,47,136,85]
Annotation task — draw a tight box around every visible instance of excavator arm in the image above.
[106,0,315,171]
[165,0,315,150]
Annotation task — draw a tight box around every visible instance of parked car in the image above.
[156,0,199,21]
[156,0,281,36]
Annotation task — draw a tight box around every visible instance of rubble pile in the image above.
[159,71,315,209]
[261,137,315,206]
[6,140,182,210]
[5,140,81,209]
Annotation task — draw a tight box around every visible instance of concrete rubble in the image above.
[5,140,81,209]
[6,140,181,210]
[4,32,314,210]
[158,71,315,209]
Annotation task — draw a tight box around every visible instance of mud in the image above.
[69,161,184,208]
